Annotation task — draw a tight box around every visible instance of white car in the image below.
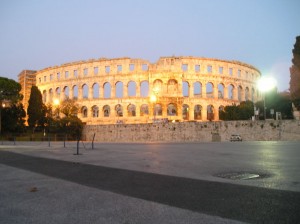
[230,134,242,142]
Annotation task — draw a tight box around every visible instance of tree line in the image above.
[0,78,83,139]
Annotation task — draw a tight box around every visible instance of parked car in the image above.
[230,134,242,141]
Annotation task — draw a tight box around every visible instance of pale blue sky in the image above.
[0,0,299,91]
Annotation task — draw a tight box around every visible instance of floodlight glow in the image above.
[53,99,60,106]
[150,95,157,102]
[257,76,277,93]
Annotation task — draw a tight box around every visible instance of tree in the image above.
[1,103,26,133]
[0,77,23,134]
[219,101,254,120]
[60,98,79,117]
[27,86,46,131]
[290,36,300,109]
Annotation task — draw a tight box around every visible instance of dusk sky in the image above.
[1,0,299,91]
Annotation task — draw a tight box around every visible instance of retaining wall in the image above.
[83,120,300,142]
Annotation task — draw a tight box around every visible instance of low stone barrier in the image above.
[83,120,300,142]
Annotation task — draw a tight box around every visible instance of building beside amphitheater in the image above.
[33,56,261,124]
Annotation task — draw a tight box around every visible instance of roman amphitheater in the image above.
[35,56,261,124]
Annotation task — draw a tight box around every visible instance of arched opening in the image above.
[245,87,250,101]
[55,87,61,99]
[103,105,110,117]
[103,82,111,98]
[72,85,78,99]
[81,106,88,118]
[115,104,123,117]
[153,79,163,94]
[238,86,243,101]
[182,104,189,120]
[206,82,214,98]
[82,84,88,99]
[140,81,149,97]
[128,81,136,97]
[167,103,177,116]
[218,83,224,99]
[140,104,149,116]
[42,90,47,103]
[182,81,189,97]
[92,105,99,117]
[154,104,162,116]
[167,79,178,95]
[63,86,69,99]
[193,82,202,97]
[93,83,99,99]
[115,81,123,98]
[228,84,234,99]
[194,105,202,120]
[49,88,53,102]
[207,105,214,121]
[127,104,136,117]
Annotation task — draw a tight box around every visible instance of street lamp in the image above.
[257,76,277,120]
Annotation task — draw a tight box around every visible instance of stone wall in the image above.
[83,120,300,142]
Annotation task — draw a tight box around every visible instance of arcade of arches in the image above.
[36,57,261,124]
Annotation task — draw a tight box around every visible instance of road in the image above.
[0,141,300,223]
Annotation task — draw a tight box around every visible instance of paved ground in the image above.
[0,141,300,223]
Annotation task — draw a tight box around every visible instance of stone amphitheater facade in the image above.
[35,56,261,124]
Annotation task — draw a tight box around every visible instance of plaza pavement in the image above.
[0,141,300,223]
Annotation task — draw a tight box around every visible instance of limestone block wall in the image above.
[83,120,300,142]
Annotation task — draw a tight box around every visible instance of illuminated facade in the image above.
[35,56,261,124]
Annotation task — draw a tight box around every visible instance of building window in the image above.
[44,76,47,82]
[117,65,122,72]
[39,78,41,83]
[57,72,60,80]
[83,68,88,76]
[50,74,53,81]
[195,64,200,72]
[229,68,233,76]
[245,71,248,79]
[219,67,223,74]
[74,70,78,78]
[238,69,241,77]
[181,64,188,72]
[105,66,110,73]
[207,65,212,73]
[142,64,148,71]
[65,71,69,79]
[129,64,134,71]
[94,67,98,75]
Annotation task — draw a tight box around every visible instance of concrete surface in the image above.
[0,141,300,223]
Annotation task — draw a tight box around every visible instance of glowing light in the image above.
[150,95,157,102]
[257,76,277,92]
[53,99,60,106]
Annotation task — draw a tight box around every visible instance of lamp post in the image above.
[257,76,277,120]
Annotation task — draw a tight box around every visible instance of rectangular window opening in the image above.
[105,66,110,73]
[207,65,212,73]
[117,65,122,72]
[229,68,233,76]
[74,70,78,78]
[219,67,223,74]
[65,71,69,79]
[182,64,188,72]
[142,64,148,71]
[195,64,200,72]
[129,64,135,71]
[83,68,88,76]
[94,67,98,75]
